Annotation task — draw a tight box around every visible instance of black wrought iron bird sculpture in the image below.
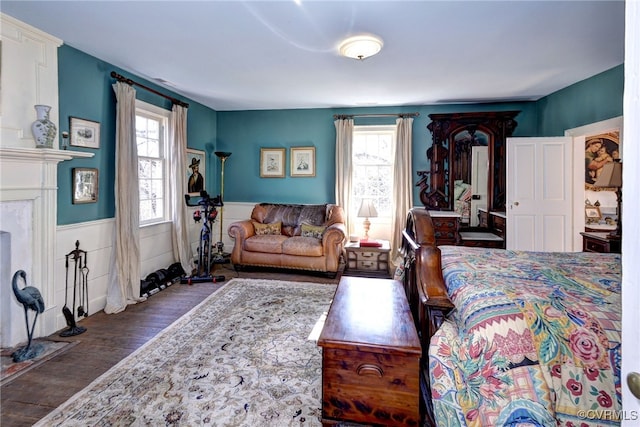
[11,270,45,362]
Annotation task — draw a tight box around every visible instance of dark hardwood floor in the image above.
[1,264,342,426]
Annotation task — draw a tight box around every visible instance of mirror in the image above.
[418,111,520,220]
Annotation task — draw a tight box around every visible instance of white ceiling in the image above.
[2,1,625,112]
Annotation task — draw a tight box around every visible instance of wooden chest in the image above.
[318,277,421,426]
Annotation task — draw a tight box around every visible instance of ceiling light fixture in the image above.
[339,34,383,60]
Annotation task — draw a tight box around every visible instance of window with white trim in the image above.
[136,101,170,225]
[352,125,396,218]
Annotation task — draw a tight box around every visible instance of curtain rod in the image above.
[333,112,419,120]
[110,71,189,108]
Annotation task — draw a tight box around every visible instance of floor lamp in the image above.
[214,151,232,259]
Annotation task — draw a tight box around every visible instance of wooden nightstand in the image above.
[344,240,391,278]
[580,232,621,254]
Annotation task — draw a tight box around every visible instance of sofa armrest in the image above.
[228,220,255,264]
[322,223,346,272]
[323,223,346,245]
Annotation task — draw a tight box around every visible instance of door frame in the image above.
[565,116,623,251]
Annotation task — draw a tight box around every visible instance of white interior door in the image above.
[622,0,640,420]
[470,146,488,226]
[506,137,573,251]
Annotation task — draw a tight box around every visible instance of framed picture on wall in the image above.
[260,148,285,178]
[72,168,99,204]
[186,148,206,195]
[290,146,315,177]
[70,117,101,149]
[584,131,620,188]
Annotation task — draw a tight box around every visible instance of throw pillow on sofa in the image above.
[300,223,326,239]
[253,221,282,235]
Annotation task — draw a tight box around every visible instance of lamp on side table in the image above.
[357,199,377,241]
[593,160,622,239]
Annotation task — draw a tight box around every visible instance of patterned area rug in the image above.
[35,278,337,427]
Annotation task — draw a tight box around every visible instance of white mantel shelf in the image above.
[0,147,94,162]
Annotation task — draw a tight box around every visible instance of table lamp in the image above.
[357,199,378,241]
[593,160,622,239]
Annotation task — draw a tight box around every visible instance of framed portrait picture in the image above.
[72,168,99,204]
[260,148,285,178]
[290,146,315,177]
[70,117,101,149]
[186,148,206,195]
[585,205,602,220]
[584,131,620,187]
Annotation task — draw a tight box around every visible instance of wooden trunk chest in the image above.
[317,277,421,426]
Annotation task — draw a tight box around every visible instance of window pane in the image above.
[140,199,153,222]
[136,105,168,225]
[151,160,163,179]
[138,159,150,179]
[352,127,395,218]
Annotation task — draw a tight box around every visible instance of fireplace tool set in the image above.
[60,240,88,337]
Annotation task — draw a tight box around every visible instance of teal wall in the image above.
[217,103,538,205]
[56,43,623,224]
[536,65,624,136]
[57,45,217,225]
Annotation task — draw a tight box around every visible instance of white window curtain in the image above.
[391,117,414,263]
[169,104,194,274]
[105,81,143,314]
[335,118,354,235]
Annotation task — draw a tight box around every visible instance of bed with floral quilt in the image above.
[401,208,622,427]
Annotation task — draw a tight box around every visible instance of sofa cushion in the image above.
[282,236,323,257]
[300,223,326,239]
[254,203,328,237]
[244,235,288,254]
[253,221,282,235]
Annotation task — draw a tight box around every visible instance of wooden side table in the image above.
[580,231,621,253]
[318,277,421,426]
[344,240,391,278]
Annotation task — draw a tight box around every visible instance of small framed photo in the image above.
[73,168,99,204]
[585,205,602,220]
[260,148,286,178]
[70,117,100,149]
[290,147,316,177]
[186,148,206,195]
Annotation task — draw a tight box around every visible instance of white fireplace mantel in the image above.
[1,148,94,347]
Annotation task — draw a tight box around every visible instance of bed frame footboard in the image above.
[402,208,454,426]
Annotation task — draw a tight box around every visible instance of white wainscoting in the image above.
[55,219,176,334]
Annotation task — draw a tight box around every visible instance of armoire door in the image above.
[506,137,573,251]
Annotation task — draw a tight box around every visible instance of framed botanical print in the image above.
[72,168,99,204]
[70,117,101,149]
[290,146,315,177]
[186,148,206,195]
[260,148,285,178]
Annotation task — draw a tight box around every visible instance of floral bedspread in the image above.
[429,247,621,427]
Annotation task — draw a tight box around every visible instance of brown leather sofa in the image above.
[228,203,346,275]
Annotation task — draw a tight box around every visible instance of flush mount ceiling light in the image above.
[339,34,383,60]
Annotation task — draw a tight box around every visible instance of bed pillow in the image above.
[300,223,326,239]
[253,221,282,235]
[454,181,471,200]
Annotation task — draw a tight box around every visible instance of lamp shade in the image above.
[357,199,378,218]
[594,161,622,188]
